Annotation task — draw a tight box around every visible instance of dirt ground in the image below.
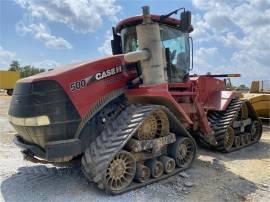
[0,94,269,202]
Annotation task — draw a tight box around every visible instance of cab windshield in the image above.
[121,27,138,53]
[121,24,190,82]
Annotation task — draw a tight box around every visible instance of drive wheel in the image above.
[137,109,169,140]
[223,127,235,152]
[105,150,136,191]
[152,110,169,137]
[169,137,196,168]
[137,114,157,140]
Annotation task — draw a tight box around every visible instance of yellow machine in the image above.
[0,71,20,96]
[243,81,270,119]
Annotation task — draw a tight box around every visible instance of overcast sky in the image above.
[0,0,269,85]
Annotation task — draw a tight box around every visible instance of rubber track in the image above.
[207,98,261,152]
[82,104,197,194]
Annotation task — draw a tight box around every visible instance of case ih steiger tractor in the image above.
[8,6,262,194]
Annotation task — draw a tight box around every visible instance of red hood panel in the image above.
[20,55,125,83]
[17,55,137,117]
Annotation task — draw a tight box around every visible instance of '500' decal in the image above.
[70,79,86,91]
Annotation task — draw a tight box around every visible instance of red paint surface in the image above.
[126,77,239,134]
[18,55,137,117]
[17,55,239,136]
[16,56,239,136]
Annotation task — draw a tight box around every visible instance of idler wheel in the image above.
[145,159,164,178]
[159,156,175,174]
[105,150,136,191]
[169,137,195,168]
[250,120,262,141]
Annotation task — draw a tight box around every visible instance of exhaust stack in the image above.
[124,6,166,85]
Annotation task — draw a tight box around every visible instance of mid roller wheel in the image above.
[159,156,175,174]
[145,159,164,178]
[234,136,241,148]
[246,133,252,143]
[240,134,247,145]
[134,163,150,183]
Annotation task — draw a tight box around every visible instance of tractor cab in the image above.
[112,10,193,83]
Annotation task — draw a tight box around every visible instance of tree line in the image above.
[8,60,45,78]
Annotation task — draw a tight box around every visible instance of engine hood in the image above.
[19,55,126,83]
[14,54,137,118]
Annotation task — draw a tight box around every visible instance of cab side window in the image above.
[161,25,190,83]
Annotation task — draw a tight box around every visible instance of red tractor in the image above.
[8,6,262,194]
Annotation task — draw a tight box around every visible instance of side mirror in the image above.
[111,27,122,55]
[180,11,192,32]
[189,36,193,70]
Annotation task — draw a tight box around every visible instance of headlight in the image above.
[9,115,50,126]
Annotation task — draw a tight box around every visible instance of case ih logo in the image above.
[95,65,122,80]
[70,65,123,92]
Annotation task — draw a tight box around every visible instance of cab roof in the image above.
[116,14,182,33]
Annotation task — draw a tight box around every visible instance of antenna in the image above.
[160,7,185,21]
